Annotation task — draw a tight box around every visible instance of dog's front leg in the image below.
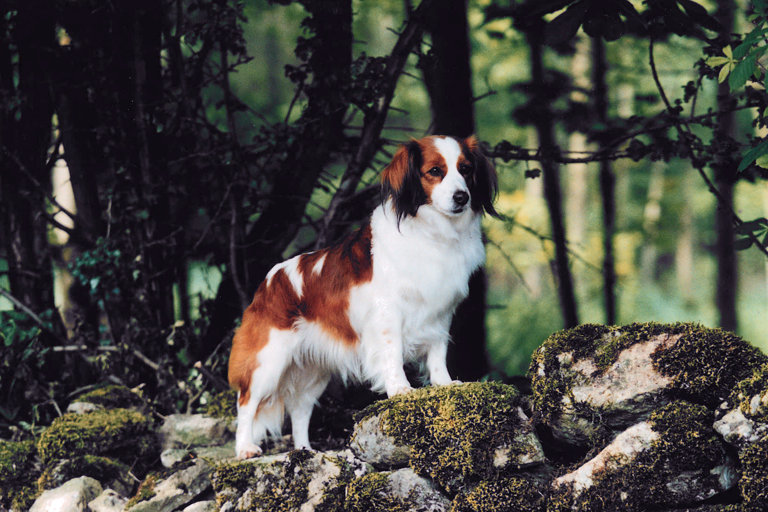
[426,339,461,386]
[365,318,413,397]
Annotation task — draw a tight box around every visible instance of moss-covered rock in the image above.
[213,449,368,512]
[344,468,450,512]
[738,434,768,511]
[203,389,237,419]
[550,402,736,511]
[731,363,768,424]
[37,408,157,472]
[37,454,133,496]
[68,384,148,412]
[450,477,544,512]
[0,439,40,511]
[529,323,767,445]
[353,382,543,494]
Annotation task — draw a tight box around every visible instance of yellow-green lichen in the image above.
[343,472,411,512]
[549,401,728,512]
[213,449,356,512]
[731,363,768,423]
[125,473,158,509]
[203,389,237,419]
[450,477,544,512]
[739,435,768,511]
[357,382,524,494]
[0,439,40,511]
[37,408,157,470]
[71,384,147,410]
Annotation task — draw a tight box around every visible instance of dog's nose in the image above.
[453,190,469,207]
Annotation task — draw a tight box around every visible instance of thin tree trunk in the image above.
[592,37,617,325]
[526,22,579,328]
[714,0,737,332]
[422,0,488,380]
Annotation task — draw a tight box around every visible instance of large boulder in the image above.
[529,323,767,445]
[549,402,738,511]
[350,382,546,494]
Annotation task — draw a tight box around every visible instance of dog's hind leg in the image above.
[234,328,295,459]
[283,365,331,450]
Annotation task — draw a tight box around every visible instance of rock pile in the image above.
[1,322,766,511]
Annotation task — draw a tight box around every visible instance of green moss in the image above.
[529,323,768,428]
[357,382,524,494]
[37,455,130,491]
[203,389,237,419]
[731,363,768,423]
[72,384,146,410]
[343,472,412,512]
[125,474,158,509]
[550,402,728,512]
[739,435,768,511]
[0,439,40,510]
[213,450,358,512]
[37,408,157,470]
[450,477,544,512]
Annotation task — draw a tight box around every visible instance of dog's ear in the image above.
[381,140,426,224]
[464,135,499,218]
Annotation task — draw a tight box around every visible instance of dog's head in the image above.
[381,135,499,223]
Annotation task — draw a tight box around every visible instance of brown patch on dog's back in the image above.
[228,223,374,404]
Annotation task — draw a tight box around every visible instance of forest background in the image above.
[2,0,768,437]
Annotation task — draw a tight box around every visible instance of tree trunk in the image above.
[422,0,488,381]
[714,0,737,332]
[592,37,617,325]
[526,22,579,328]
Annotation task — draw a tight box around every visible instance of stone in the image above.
[66,401,104,415]
[529,323,767,445]
[182,501,218,512]
[344,468,450,512]
[714,408,768,449]
[349,413,412,468]
[88,489,128,512]
[158,414,234,450]
[549,402,738,511]
[213,449,369,512]
[127,460,213,512]
[29,476,102,512]
[351,382,545,494]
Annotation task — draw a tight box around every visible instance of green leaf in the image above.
[738,139,768,172]
[729,54,758,91]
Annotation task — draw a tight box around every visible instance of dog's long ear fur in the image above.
[464,135,500,218]
[381,140,426,224]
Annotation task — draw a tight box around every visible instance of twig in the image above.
[648,37,768,259]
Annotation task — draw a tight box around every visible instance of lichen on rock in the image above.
[352,382,544,494]
[36,408,157,470]
[68,384,148,412]
[550,401,737,511]
[529,322,767,445]
[737,434,768,512]
[450,476,545,512]
[344,468,450,512]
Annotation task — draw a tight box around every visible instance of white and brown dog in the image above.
[228,135,498,459]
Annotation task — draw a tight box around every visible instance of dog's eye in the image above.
[427,167,443,177]
[459,164,472,176]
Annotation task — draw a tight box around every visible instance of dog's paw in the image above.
[236,444,263,460]
[390,385,414,397]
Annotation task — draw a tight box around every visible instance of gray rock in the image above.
[127,460,212,512]
[349,412,411,468]
[550,402,738,511]
[345,468,450,512]
[66,401,104,415]
[214,449,370,512]
[29,476,102,512]
[182,501,218,512]
[88,489,128,512]
[714,407,768,449]
[158,414,234,450]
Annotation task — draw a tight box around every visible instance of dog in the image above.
[228,135,498,459]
